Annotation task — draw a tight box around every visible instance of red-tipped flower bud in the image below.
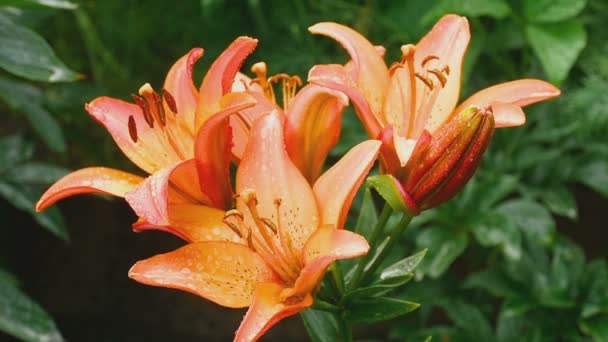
[401,106,495,211]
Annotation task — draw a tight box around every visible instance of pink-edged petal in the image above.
[133,203,243,243]
[86,97,180,174]
[36,167,143,212]
[129,241,277,308]
[285,84,347,183]
[414,15,470,134]
[284,226,369,297]
[236,111,319,253]
[490,102,526,128]
[312,140,381,229]
[309,22,390,117]
[195,92,256,210]
[454,79,561,127]
[384,65,414,136]
[196,37,258,129]
[394,134,417,167]
[166,159,211,205]
[163,48,204,135]
[234,282,313,342]
[230,90,280,161]
[124,164,176,226]
[309,64,383,138]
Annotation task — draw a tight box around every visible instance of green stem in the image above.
[330,262,345,295]
[348,204,393,290]
[359,213,413,285]
[311,298,340,313]
[339,315,353,342]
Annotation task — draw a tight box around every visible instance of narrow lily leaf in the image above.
[524,0,587,23]
[540,186,578,219]
[380,249,427,280]
[300,309,339,342]
[0,269,64,342]
[343,275,412,301]
[0,135,34,172]
[367,174,411,213]
[4,162,68,184]
[438,298,494,340]
[345,297,419,324]
[526,20,586,84]
[0,181,68,240]
[0,0,77,9]
[575,160,608,197]
[425,0,511,23]
[0,14,79,82]
[496,199,556,247]
[470,211,522,260]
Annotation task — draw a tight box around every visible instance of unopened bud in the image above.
[401,106,495,211]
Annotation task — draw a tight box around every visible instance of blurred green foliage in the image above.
[0,0,606,341]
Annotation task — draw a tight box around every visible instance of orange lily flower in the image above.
[229,62,348,184]
[308,15,560,211]
[36,38,258,232]
[128,111,382,341]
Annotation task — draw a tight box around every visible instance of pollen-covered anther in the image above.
[260,218,278,234]
[131,94,154,128]
[268,74,302,110]
[415,72,434,90]
[162,88,178,114]
[224,209,244,220]
[127,115,138,143]
[421,54,440,67]
[222,218,244,239]
[428,68,448,87]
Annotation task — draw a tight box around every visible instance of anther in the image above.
[132,94,154,128]
[152,92,166,126]
[162,88,178,114]
[428,69,447,87]
[400,44,416,62]
[240,189,258,206]
[421,55,440,67]
[415,73,434,90]
[128,115,138,143]
[224,209,244,220]
[261,218,278,234]
[222,218,243,238]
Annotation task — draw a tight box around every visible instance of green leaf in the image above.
[496,199,556,246]
[354,188,378,239]
[540,186,578,219]
[471,211,522,260]
[5,162,68,184]
[524,0,587,23]
[343,275,413,301]
[464,269,522,298]
[0,134,34,171]
[345,297,419,324]
[0,269,64,342]
[0,13,79,82]
[425,0,511,24]
[0,181,68,240]
[526,20,587,84]
[576,160,608,197]
[438,299,494,340]
[416,227,468,278]
[380,249,427,280]
[300,309,339,342]
[367,175,411,213]
[580,315,608,342]
[0,0,77,9]
[476,174,519,210]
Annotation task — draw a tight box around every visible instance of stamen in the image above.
[162,88,178,114]
[442,65,451,75]
[428,69,447,87]
[421,55,440,67]
[132,94,154,128]
[152,91,167,126]
[261,218,278,234]
[128,115,138,143]
[222,218,244,238]
[224,209,244,220]
[415,73,434,90]
[400,44,416,63]
[268,74,302,110]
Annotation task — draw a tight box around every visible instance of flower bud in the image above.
[401,106,495,211]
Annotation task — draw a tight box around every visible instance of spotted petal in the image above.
[236,111,319,253]
[36,167,143,212]
[234,282,313,342]
[129,241,277,308]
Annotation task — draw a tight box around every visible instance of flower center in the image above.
[222,189,303,286]
[127,84,188,159]
[388,44,451,139]
[249,62,302,111]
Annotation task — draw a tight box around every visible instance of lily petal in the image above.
[285,84,347,183]
[36,167,143,212]
[309,64,382,138]
[86,97,180,174]
[454,79,561,127]
[236,111,319,253]
[195,92,257,210]
[196,37,258,129]
[384,65,414,136]
[287,226,369,297]
[309,22,389,117]
[313,140,381,229]
[124,165,176,226]
[129,241,277,308]
[163,47,204,136]
[133,203,243,243]
[414,15,470,134]
[234,282,313,342]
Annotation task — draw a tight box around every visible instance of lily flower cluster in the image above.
[36,14,559,341]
